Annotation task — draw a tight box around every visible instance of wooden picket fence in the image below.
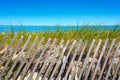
[0,33,120,80]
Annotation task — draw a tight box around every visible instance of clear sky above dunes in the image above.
[0,0,120,25]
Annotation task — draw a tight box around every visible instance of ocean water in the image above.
[0,25,120,32]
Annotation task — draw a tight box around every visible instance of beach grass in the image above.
[0,25,120,51]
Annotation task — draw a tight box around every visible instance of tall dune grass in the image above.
[0,25,120,50]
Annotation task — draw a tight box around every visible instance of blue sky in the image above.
[0,0,120,25]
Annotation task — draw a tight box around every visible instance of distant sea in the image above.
[0,25,120,32]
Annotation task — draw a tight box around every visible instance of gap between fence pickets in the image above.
[49,40,70,80]
[56,40,76,80]
[112,59,120,80]
[27,38,51,80]
[78,39,95,80]
[84,39,102,80]
[20,37,44,80]
[98,39,116,80]
[91,39,109,80]
[5,35,31,80]
[0,32,8,50]
[0,36,23,78]
[13,36,38,80]
[4,33,17,57]
[105,42,120,80]
[42,39,65,80]
[63,39,82,80]
[0,33,17,65]
[71,40,88,80]
[35,38,57,80]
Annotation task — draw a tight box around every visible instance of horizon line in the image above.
[0,24,120,26]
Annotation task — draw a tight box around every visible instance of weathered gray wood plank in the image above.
[56,40,76,80]
[5,35,31,80]
[0,36,23,78]
[20,37,44,80]
[78,39,95,80]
